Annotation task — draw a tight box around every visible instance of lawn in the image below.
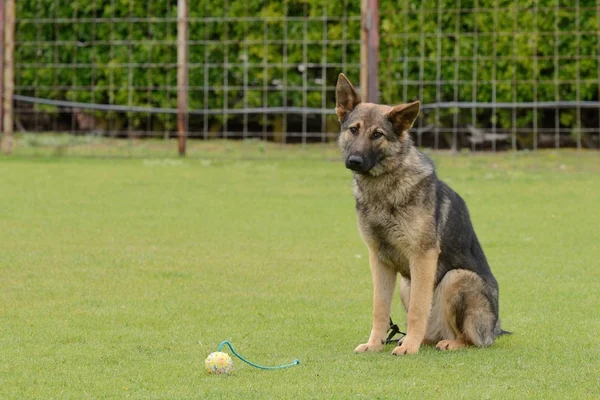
[1,146,599,399]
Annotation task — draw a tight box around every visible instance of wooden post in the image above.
[177,0,189,156]
[0,0,5,144]
[360,0,379,103]
[2,0,13,154]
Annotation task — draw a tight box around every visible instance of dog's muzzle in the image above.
[345,154,365,172]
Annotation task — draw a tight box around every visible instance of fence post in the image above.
[0,0,5,145]
[2,0,13,155]
[177,0,189,156]
[360,0,379,103]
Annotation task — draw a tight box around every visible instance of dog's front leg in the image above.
[354,248,397,353]
[392,249,438,355]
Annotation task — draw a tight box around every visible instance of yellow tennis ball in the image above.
[205,351,234,375]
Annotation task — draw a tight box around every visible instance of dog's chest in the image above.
[353,177,430,276]
[356,205,413,277]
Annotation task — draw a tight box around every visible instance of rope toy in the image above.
[204,340,300,375]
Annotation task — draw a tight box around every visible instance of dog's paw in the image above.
[435,339,469,351]
[354,342,384,353]
[391,343,420,356]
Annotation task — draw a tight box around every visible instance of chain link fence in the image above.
[2,0,599,156]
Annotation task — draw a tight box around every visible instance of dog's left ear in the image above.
[388,101,420,134]
[336,73,361,123]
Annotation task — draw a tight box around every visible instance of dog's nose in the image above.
[346,155,364,170]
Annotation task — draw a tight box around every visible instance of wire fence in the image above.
[2,0,600,156]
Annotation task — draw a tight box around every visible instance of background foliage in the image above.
[14,0,600,146]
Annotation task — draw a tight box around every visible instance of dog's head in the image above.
[335,73,420,177]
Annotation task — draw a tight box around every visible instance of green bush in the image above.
[14,0,598,146]
[379,0,599,146]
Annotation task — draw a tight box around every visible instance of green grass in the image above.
[1,148,599,399]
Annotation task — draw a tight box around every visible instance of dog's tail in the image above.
[494,319,512,337]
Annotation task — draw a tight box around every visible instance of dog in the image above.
[335,73,508,355]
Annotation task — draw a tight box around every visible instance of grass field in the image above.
[1,146,599,399]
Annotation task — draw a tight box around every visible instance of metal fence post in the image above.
[177,0,189,156]
[360,0,379,103]
[2,0,13,155]
[0,0,5,144]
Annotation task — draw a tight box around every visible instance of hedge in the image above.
[14,0,599,146]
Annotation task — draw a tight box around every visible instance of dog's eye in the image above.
[349,126,358,135]
[371,130,384,140]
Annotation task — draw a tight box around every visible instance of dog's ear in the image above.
[336,73,361,123]
[388,101,420,134]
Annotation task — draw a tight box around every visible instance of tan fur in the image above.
[438,196,452,233]
[391,249,439,355]
[400,269,494,349]
[354,248,397,353]
[337,73,503,356]
[436,339,470,351]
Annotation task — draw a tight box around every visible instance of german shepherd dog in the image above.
[335,73,508,355]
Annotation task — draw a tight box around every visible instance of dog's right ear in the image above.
[336,73,361,123]
[389,100,420,134]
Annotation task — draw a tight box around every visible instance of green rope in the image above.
[217,340,300,370]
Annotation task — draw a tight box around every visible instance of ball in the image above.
[205,351,234,375]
